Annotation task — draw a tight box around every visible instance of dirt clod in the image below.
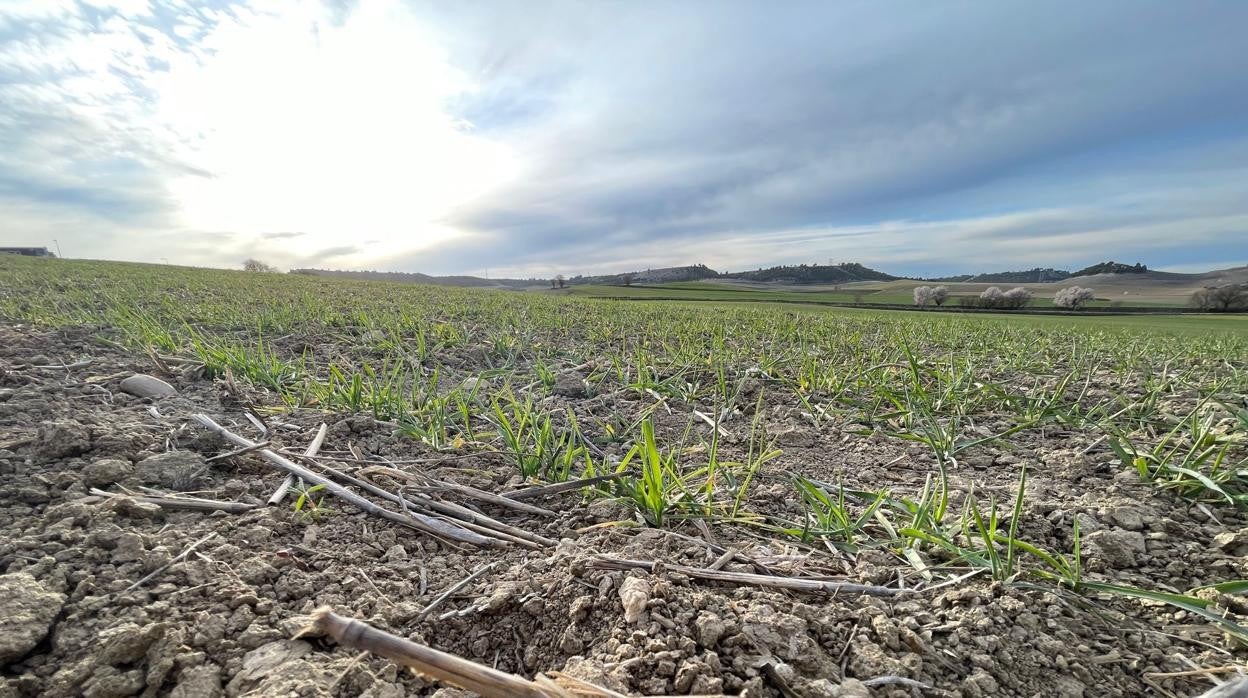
[36,420,91,460]
[135,451,208,490]
[0,572,66,665]
[619,576,650,624]
[81,458,134,487]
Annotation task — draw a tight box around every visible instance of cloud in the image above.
[1,0,1245,276]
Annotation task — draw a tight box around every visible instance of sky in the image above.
[2,1,1247,278]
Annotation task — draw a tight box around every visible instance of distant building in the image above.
[0,247,55,258]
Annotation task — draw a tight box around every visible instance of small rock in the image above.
[96,623,165,666]
[559,657,629,693]
[558,629,583,654]
[82,459,133,487]
[1213,530,1248,557]
[963,669,999,697]
[170,664,222,698]
[1107,506,1148,531]
[112,532,146,563]
[618,577,650,624]
[1085,529,1147,568]
[383,544,407,562]
[774,427,816,448]
[690,675,724,694]
[799,678,840,698]
[83,667,144,698]
[523,598,546,616]
[552,373,588,398]
[569,595,594,622]
[110,497,163,519]
[14,486,49,504]
[0,573,67,664]
[237,559,278,586]
[740,604,835,675]
[36,420,91,459]
[119,374,177,399]
[225,640,312,693]
[1052,675,1086,697]
[837,678,871,698]
[136,451,207,490]
[694,611,725,648]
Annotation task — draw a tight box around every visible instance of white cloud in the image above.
[0,0,521,269]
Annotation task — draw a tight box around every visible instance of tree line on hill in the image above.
[928,262,1148,283]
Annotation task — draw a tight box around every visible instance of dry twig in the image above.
[193,415,506,548]
[587,555,902,597]
[268,423,328,505]
[301,607,709,698]
[89,488,257,515]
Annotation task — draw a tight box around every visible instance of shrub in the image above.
[1191,283,1248,312]
[243,259,277,273]
[1054,286,1096,309]
[979,286,1005,309]
[1001,287,1033,310]
[913,286,948,306]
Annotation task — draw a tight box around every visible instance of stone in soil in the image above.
[119,373,178,399]
[136,451,208,490]
[35,420,91,459]
[552,373,588,398]
[1084,528,1147,569]
[0,572,66,665]
[81,458,134,487]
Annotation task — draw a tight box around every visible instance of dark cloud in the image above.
[409,1,1248,274]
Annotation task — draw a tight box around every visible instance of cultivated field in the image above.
[1,254,1247,697]
[570,267,1248,309]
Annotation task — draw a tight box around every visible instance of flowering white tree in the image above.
[1001,287,1034,309]
[979,286,1004,308]
[913,285,948,306]
[1054,286,1096,309]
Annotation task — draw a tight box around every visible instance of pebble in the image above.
[119,374,177,399]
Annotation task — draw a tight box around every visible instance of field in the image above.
[566,278,1221,309]
[1,254,1247,697]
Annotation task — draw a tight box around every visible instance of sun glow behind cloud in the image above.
[154,1,520,266]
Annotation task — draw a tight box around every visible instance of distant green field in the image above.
[559,282,1243,336]
[565,283,861,304]
[568,281,1192,309]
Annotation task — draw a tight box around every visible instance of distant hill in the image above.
[289,268,540,288]
[723,263,898,284]
[930,267,1072,283]
[290,260,1237,293]
[1070,261,1148,277]
[571,262,897,286]
[931,261,1149,284]
[569,264,720,286]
